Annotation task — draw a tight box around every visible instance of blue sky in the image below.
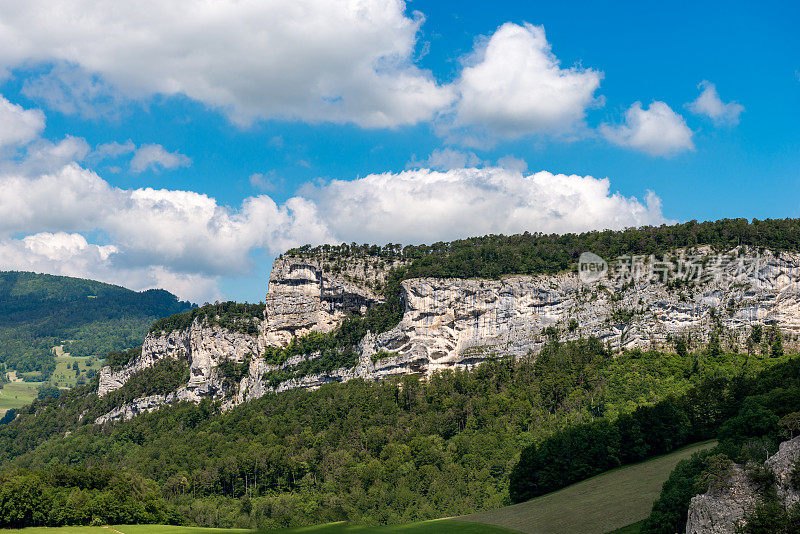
[0,0,797,303]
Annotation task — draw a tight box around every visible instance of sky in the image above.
[0,0,797,303]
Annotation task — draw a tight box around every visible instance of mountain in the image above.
[3,218,800,530]
[0,271,194,383]
[95,218,800,423]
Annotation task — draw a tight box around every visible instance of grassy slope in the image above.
[0,381,42,413]
[460,441,716,534]
[49,351,105,389]
[1,521,519,534]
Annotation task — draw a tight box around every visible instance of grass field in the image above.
[49,346,105,389]
[0,379,42,414]
[460,441,716,534]
[0,520,520,534]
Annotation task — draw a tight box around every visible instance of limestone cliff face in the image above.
[365,250,800,378]
[685,465,757,534]
[96,319,263,423]
[262,255,405,346]
[686,437,800,533]
[95,249,800,423]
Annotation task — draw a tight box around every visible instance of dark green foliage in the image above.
[511,353,800,505]
[104,346,142,368]
[0,271,193,378]
[149,301,265,336]
[217,359,250,389]
[639,358,800,533]
[35,385,61,400]
[99,358,190,414]
[0,466,177,528]
[290,218,800,280]
[0,343,774,529]
[639,449,716,534]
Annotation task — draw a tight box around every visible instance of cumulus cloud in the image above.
[130,144,191,173]
[0,156,669,300]
[301,167,667,245]
[0,95,45,148]
[0,232,220,303]
[0,0,453,127]
[600,101,694,156]
[688,81,744,126]
[444,23,602,142]
[21,62,125,119]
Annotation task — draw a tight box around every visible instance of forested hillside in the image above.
[0,337,791,529]
[0,271,194,380]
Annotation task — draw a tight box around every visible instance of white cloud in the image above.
[0,95,45,147]
[0,232,219,303]
[0,0,453,128]
[130,144,191,173]
[92,140,136,160]
[600,101,694,156]
[408,148,483,170]
[445,23,602,141]
[688,81,744,126]
[0,159,668,300]
[301,167,667,244]
[21,62,125,119]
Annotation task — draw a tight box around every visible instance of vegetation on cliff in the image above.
[149,301,265,336]
[0,338,792,529]
[289,218,800,280]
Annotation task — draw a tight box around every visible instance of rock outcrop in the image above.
[95,249,800,423]
[686,437,800,533]
[686,464,758,534]
[262,255,402,346]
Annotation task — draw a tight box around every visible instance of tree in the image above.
[779,412,800,438]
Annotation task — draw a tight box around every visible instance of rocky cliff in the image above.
[686,437,800,533]
[95,248,800,423]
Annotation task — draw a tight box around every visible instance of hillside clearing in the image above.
[460,441,716,534]
[0,380,42,415]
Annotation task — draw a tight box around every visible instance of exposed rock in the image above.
[766,435,800,508]
[686,437,800,533]
[96,249,800,422]
[262,255,406,346]
[686,465,757,534]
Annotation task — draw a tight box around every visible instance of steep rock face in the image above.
[685,437,800,533]
[96,249,800,422]
[766,435,800,508]
[96,319,263,423]
[365,251,800,378]
[686,465,757,534]
[262,255,405,346]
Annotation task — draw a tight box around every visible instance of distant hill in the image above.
[0,271,194,381]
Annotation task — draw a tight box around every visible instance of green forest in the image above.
[0,334,793,530]
[0,271,194,380]
[5,218,800,530]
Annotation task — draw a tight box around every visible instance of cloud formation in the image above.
[0,96,668,301]
[600,101,694,156]
[688,81,744,126]
[0,0,453,128]
[445,23,602,142]
[130,144,192,173]
[0,95,45,148]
